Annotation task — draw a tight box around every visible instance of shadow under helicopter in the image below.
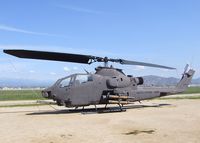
[26,103,171,115]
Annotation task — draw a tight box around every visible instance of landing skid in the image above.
[81,107,126,114]
[71,106,126,114]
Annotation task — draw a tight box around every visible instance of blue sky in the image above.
[0,0,199,82]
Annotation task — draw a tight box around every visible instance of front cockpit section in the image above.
[42,73,93,99]
[59,77,72,87]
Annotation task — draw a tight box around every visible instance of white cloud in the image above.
[57,5,104,14]
[0,24,67,38]
[0,61,27,73]
[161,69,170,72]
[64,66,71,72]
[1,44,119,79]
[73,66,78,70]
[50,72,56,75]
[134,66,146,70]
[29,70,35,73]
[0,58,9,61]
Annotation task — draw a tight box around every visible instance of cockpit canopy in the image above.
[56,74,93,87]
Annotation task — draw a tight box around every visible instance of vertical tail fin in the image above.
[176,67,195,93]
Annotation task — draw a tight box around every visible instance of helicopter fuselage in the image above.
[3,49,195,109]
[42,66,195,107]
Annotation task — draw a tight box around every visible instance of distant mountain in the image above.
[143,75,179,86]
[0,78,53,88]
[143,75,200,86]
[0,76,200,88]
[192,77,200,85]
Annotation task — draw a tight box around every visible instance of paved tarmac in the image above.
[0,99,200,143]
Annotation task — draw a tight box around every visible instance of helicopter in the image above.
[3,49,195,111]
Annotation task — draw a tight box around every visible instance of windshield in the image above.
[59,77,72,87]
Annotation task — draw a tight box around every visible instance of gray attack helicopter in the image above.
[4,49,195,111]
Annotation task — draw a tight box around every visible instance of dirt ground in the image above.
[0,99,200,143]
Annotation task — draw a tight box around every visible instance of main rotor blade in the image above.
[3,49,98,64]
[3,49,176,70]
[112,59,176,70]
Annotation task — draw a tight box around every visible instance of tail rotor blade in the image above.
[183,64,189,74]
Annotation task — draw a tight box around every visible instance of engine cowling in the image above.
[134,77,144,85]
[106,76,131,88]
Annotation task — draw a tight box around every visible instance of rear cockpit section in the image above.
[73,74,93,85]
[57,74,93,87]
